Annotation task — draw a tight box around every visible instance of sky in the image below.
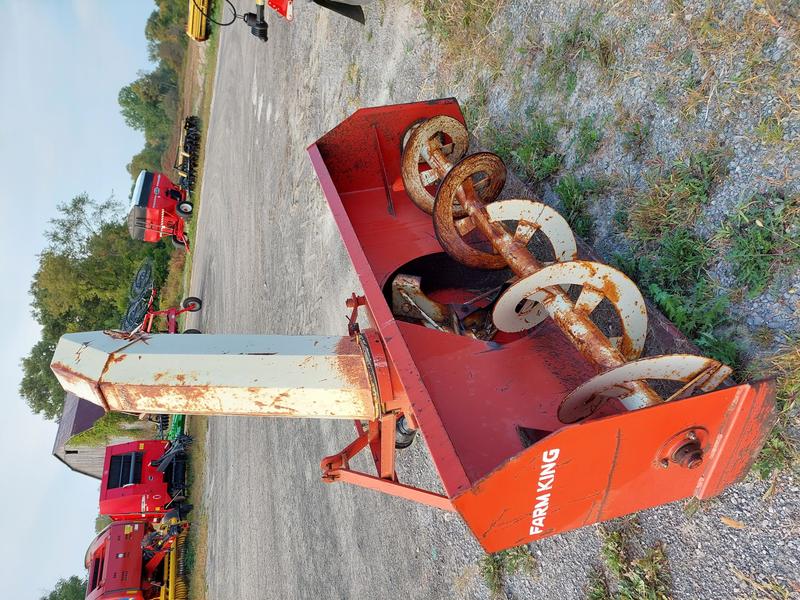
[0,2,155,597]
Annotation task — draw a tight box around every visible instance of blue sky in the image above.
[0,2,155,596]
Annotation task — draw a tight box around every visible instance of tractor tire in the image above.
[171,236,187,251]
[183,328,202,334]
[182,297,202,311]
[176,201,193,218]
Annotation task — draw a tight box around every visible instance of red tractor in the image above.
[85,516,189,600]
[99,438,192,523]
[127,170,193,251]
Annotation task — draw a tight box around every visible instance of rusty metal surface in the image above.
[400,115,469,216]
[432,152,509,269]
[51,331,380,420]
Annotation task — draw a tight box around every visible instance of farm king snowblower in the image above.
[127,170,193,251]
[51,99,776,552]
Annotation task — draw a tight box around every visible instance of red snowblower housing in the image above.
[127,170,193,251]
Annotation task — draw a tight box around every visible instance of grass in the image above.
[752,341,800,479]
[186,416,209,600]
[652,82,669,107]
[574,115,603,165]
[540,12,617,95]
[718,194,800,298]
[615,106,652,158]
[68,412,143,447]
[479,545,536,597]
[554,174,600,239]
[414,0,508,72]
[488,108,563,183]
[755,115,785,144]
[613,228,740,367]
[595,526,671,600]
[626,150,726,242]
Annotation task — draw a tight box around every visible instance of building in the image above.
[52,393,156,479]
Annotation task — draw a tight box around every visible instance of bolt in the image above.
[687,430,697,441]
[402,302,412,313]
[659,458,670,469]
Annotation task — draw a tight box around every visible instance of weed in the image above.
[586,568,612,600]
[721,194,800,298]
[618,114,652,158]
[598,527,671,600]
[756,115,785,144]
[415,0,507,61]
[574,115,603,165]
[540,12,617,95]
[479,545,537,597]
[752,341,800,478]
[627,150,726,241]
[489,110,563,183]
[554,174,600,238]
[652,83,669,107]
[612,228,740,367]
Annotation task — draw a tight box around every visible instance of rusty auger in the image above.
[400,115,731,423]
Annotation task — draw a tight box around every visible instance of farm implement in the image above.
[51,99,776,552]
[188,0,369,44]
[174,116,201,192]
[85,516,189,600]
[127,170,193,251]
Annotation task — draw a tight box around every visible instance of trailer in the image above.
[127,170,193,251]
[99,438,192,523]
[51,99,776,552]
[85,517,189,600]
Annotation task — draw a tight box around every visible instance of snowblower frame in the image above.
[307,98,777,551]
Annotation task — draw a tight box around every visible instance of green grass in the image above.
[627,150,726,242]
[479,545,536,597]
[652,82,670,107]
[488,109,563,183]
[612,227,740,367]
[68,412,143,447]
[719,194,800,298]
[574,115,603,164]
[619,117,652,158]
[755,115,784,143]
[598,527,671,600]
[554,174,600,239]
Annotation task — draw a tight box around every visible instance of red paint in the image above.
[307,99,777,551]
[99,440,180,522]
[126,170,189,248]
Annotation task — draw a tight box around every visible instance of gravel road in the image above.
[187,2,799,598]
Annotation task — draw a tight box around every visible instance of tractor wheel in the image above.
[176,201,193,218]
[182,297,202,311]
[171,236,187,250]
[183,328,202,334]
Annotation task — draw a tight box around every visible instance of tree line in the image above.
[21,0,189,421]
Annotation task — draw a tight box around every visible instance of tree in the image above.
[40,575,86,600]
[19,336,64,420]
[22,195,154,420]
